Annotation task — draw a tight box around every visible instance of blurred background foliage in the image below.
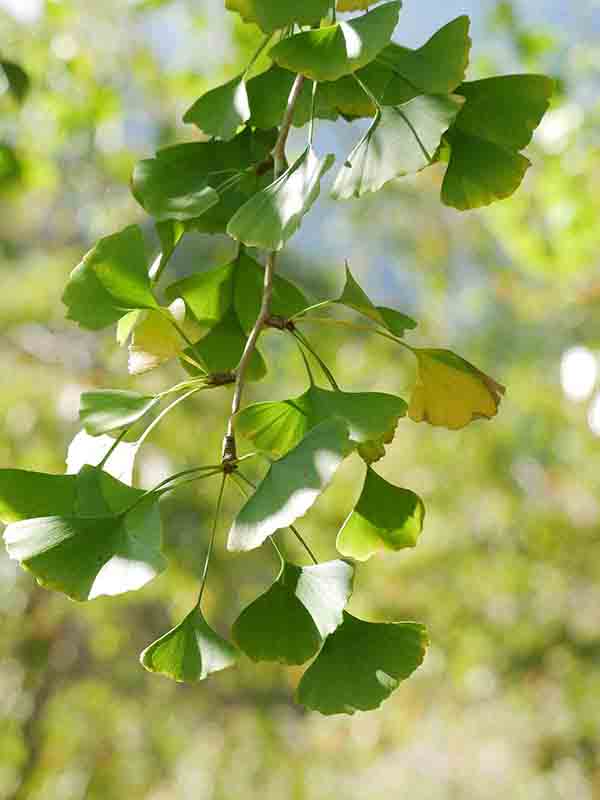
[1,0,599,798]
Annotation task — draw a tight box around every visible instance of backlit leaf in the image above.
[141,607,237,682]
[408,348,506,430]
[233,560,353,664]
[127,300,200,376]
[297,612,429,714]
[224,0,331,33]
[337,468,424,560]
[228,418,353,552]
[0,470,77,524]
[183,75,250,140]
[227,147,335,251]
[80,390,159,436]
[269,2,401,82]
[66,431,139,485]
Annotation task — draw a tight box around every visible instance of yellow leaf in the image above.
[408,349,505,430]
[128,299,201,375]
[337,0,378,9]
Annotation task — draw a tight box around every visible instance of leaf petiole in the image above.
[292,329,340,390]
[198,473,228,604]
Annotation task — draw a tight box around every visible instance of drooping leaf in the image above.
[377,16,471,101]
[441,74,554,209]
[1,59,30,103]
[63,225,157,330]
[3,466,165,601]
[337,468,424,560]
[335,264,417,337]
[269,2,401,82]
[224,0,331,34]
[236,385,406,462]
[131,127,277,229]
[141,607,237,682]
[0,470,77,524]
[408,348,506,430]
[227,147,335,251]
[79,390,159,436]
[228,418,353,552]
[233,560,354,664]
[332,95,463,198]
[183,75,250,140]
[66,431,139,485]
[296,612,428,715]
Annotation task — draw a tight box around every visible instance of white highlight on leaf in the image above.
[560,346,597,401]
[66,431,139,485]
[340,22,364,60]
[89,556,157,599]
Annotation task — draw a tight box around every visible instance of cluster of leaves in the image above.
[1,1,552,715]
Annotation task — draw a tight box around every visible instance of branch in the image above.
[222,73,306,466]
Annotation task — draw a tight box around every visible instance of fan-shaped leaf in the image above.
[408,348,505,430]
[141,607,237,682]
[337,468,424,560]
[63,225,158,330]
[80,390,159,436]
[228,418,353,552]
[183,75,250,140]
[0,470,77,524]
[225,0,331,33]
[227,147,335,251]
[66,431,139,485]
[297,612,428,714]
[233,560,354,664]
[269,2,401,83]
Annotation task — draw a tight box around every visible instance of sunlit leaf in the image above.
[441,74,554,209]
[408,348,506,430]
[3,466,165,601]
[80,390,159,436]
[66,431,139,485]
[224,0,331,33]
[233,560,354,664]
[141,607,237,682]
[269,2,401,83]
[127,299,200,376]
[332,95,463,199]
[183,75,250,140]
[149,220,185,281]
[227,147,335,251]
[228,418,353,552]
[0,470,77,524]
[236,385,406,462]
[62,225,157,330]
[247,66,328,129]
[337,468,424,560]
[297,612,428,714]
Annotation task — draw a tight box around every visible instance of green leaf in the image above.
[150,220,185,281]
[297,613,428,715]
[441,75,554,210]
[3,467,165,601]
[378,16,471,100]
[236,385,406,462]
[1,59,30,103]
[225,0,331,33]
[66,431,139,485]
[141,607,237,682]
[131,128,277,228]
[79,390,159,436]
[183,75,250,140]
[233,560,354,665]
[127,301,201,376]
[227,147,335,251]
[190,308,267,380]
[408,348,506,430]
[269,2,401,82]
[228,418,353,552]
[337,0,382,10]
[233,256,308,333]
[337,468,424,560]
[0,470,77,524]
[332,95,463,198]
[63,225,157,330]
[335,264,417,337]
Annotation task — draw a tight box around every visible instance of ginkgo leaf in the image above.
[3,466,165,601]
[228,418,353,552]
[0,470,77,524]
[233,256,308,333]
[224,0,331,33]
[408,348,506,430]
[127,300,200,376]
[247,66,332,130]
[269,2,401,83]
[141,607,237,682]
[337,0,383,10]
[63,225,158,330]
[233,560,354,665]
[149,220,185,281]
[66,431,139,485]
[335,264,417,337]
[337,468,424,560]
[132,127,277,228]
[297,613,428,715]
[227,147,335,251]
[183,75,250,140]
[190,308,267,380]
[332,95,463,199]
[441,74,554,210]
[79,390,159,436]
[378,15,471,101]
[236,385,406,462]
